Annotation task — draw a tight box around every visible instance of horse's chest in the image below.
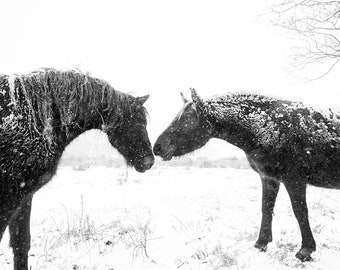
[247,156,286,182]
[0,131,61,193]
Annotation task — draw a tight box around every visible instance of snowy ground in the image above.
[0,165,339,270]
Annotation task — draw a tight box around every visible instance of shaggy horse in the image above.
[154,88,340,262]
[0,69,154,270]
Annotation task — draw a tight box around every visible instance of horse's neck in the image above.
[213,120,258,154]
[206,101,267,153]
[52,98,103,147]
[73,111,103,140]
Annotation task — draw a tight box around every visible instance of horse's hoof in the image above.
[254,242,267,252]
[295,248,314,262]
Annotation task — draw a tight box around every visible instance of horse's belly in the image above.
[307,172,340,189]
[303,153,340,189]
[247,151,340,189]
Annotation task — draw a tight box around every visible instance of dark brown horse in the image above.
[154,88,340,262]
[0,69,154,270]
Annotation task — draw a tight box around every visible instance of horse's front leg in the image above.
[9,194,33,270]
[284,181,315,262]
[0,205,15,242]
[254,177,280,251]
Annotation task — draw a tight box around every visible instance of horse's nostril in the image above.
[142,155,154,169]
[153,143,162,155]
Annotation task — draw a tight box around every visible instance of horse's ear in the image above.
[190,88,203,106]
[180,92,189,104]
[136,94,150,105]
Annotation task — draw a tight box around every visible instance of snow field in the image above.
[0,166,339,269]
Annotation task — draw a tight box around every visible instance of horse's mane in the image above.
[199,93,279,125]
[2,68,137,137]
[202,92,340,123]
[205,93,290,111]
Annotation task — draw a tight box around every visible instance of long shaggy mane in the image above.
[1,68,137,137]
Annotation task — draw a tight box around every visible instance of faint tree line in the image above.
[60,155,250,170]
[59,155,125,171]
[270,0,340,78]
[161,156,250,169]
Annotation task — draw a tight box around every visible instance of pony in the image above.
[153,88,340,262]
[0,68,154,270]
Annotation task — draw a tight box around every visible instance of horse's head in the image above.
[103,94,154,172]
[153,89,214,160]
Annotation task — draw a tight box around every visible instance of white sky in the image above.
[1,0,340,158]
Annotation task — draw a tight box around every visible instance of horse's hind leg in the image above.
[9,194,33,270]
[254,177,280,252]
[284,181,315,262]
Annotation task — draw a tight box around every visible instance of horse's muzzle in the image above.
[153,142,163,156]
[136,155,154,172]
[153,137,175,161]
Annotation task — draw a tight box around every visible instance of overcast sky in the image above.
[2,0,340,158]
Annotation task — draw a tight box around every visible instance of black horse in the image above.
[0,69,154,270]
[154,88,340,262]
